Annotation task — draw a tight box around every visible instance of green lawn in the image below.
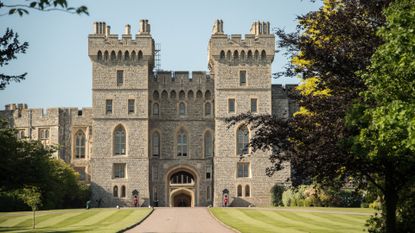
[210,207,375,233]
[0,208,153,233]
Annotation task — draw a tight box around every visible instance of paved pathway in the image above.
[126,207,235,233]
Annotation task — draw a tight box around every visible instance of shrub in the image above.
[271,184,286,206]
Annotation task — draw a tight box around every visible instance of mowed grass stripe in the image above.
[71,209,118,227]
[294,212,363,229]
[240,209,307,233]
[265,210,334,232]
[93,209,134,227]
[48,210,97,228]
[0,215,33,227]
[35,211,84,228]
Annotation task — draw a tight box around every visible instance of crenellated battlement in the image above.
[209,20,274,65]
[88,20,154,64]
[150,71,214,99]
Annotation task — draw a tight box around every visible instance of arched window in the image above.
[124,51,130,60]
[261,50,266,61]
[170,90,176,99]
[138,50,143,60]
[75,130,86,159]
[188,90,194,100]
[114,125,126,155]
[104,51,109,60]
[113,185,118,197]
[117,51,122,61]
[237,125,249,155]
[153,91,160,101]
[226,50,232,60]
[247,50,253,60]
[254,50,259,60]
[245,185,250,197]
[233,50,239,60]
[131,51,136,61]
[170,171,194,184]
[110,51,116,61]
[152,132,160,156]
[179,102,186,116]
[179,90,186,100]
[204,131,213,157]
[205,90,211,100]
[220,50,225,60]
[177,129,187,156]
[240,50,246,61]
[153,103,159,116]
[237,185,242,197]
[196,90,203,99]
[205,102,211,116]
[121,185,126,198]
[161,90,168,99]
[97,51,102,61]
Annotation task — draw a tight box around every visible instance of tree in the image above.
[19,186,41,229]
[347,0,415,231]
[0,0,88,89]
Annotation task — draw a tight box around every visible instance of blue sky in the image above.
[1,0,321,108]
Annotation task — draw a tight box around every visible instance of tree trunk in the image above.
[32,209,35,229]
[384,170,397,233]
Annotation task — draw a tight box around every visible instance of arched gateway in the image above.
[167,167,198,207]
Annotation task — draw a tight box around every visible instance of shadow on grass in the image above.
[0,226,99,233]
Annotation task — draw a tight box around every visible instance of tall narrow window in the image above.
[39,128,49,140]
[240,70,246,86]
[152,132,160,156]
[179,102,186,116]
[121,185,126,198]
[113,185,118,197]
[204,131,213,157]
[245,185,251,197]
[251,98,257,113]
[117,70,124,86]
[228,99,235,113]
[152,165,158,182]
[113,163,126,178]
[106,99,112,114]
[177,129,187,156]
[237,185,243,197]
[114,125,126,155]
[75,130,86,158]
[206,165,212,180]
[237,162,250,178]
[153,103,159,116]
[128,99,135,114]
[207,185,211,201]
[205,102,211,116]
[237,126,249,155]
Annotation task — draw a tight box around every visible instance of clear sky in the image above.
[1,0,321,109]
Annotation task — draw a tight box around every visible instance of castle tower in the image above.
[209,20,289,206]
[88,20,154,207]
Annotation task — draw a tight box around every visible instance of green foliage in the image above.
[0,119,90,211]
[0,0,89,17]
[271,184,286,206]
[19,186,42,211]
[281,184,364,208]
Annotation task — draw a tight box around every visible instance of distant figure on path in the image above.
[133,195,138,207]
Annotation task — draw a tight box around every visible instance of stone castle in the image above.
[1,19,296,207]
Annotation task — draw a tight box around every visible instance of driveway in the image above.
[126,207,235,233]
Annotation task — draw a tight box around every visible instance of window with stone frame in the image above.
[113,185,118,197]
[113,163,126,178]
[106,99,113,114]
[245,184,251,197]
[38,128,49,140]
[121,185,126,198]
[237,162,250,178]
[205,102,211,116]
[75,130,86,158]
[117,70,124,86]
[128,99,135,114]
[153,103,160,116]
[237,185,243,197]
[204,131,213,157]
[114,125,126,155]
[228,98,235,113]
[179,102,186,116]
[237,125,249,155]
[177,129,187,156]
[152,132,160,156]
[206,165,212,180]
[240,70,247,86]
[152,165,158,182]
[250,98,257,113]
[17,129,25,139]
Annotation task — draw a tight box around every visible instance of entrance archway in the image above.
[167,168,198,207]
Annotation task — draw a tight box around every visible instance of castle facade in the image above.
[1,20,295,207]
